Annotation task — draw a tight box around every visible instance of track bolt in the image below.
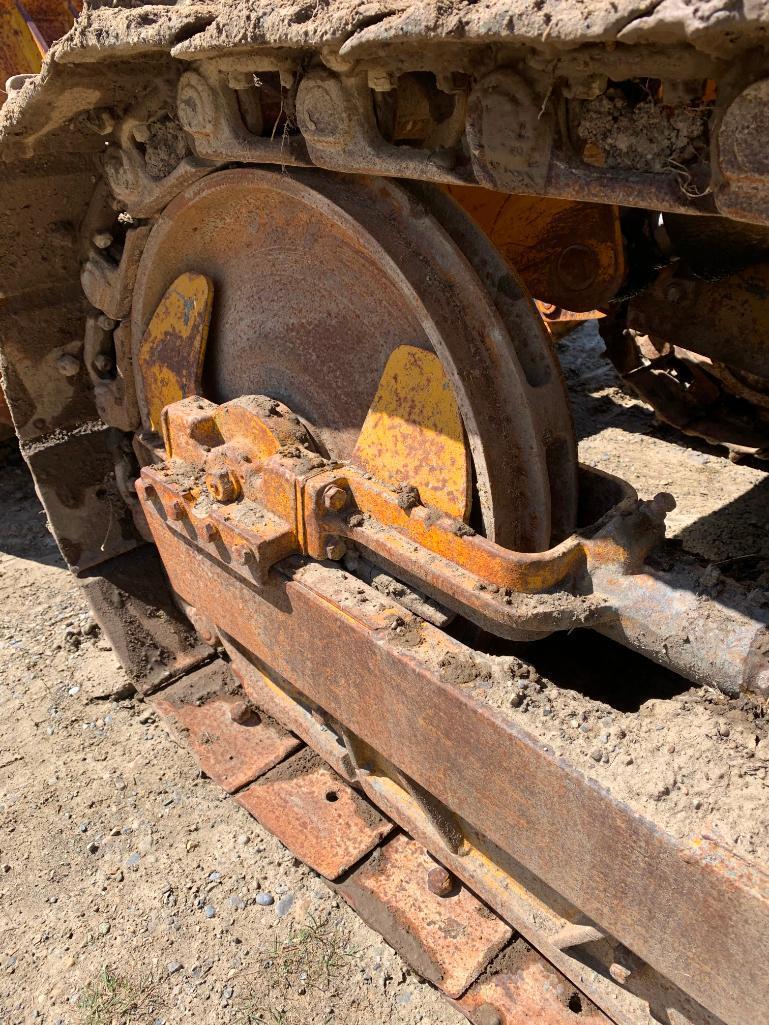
[169,500,186,521]
[56,353,80,377]
[206,469,241,504]
[92,231,114,250]
[230,699,259,725]
[426,866,455,898]
[92,353,114,376]
[322,485,349,512]
[203,522,219,543]
[324,537,347,561]
[474,1004,503,1025]
[97,314,116,332]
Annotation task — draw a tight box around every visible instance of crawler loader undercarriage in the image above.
[3,3,769,1025]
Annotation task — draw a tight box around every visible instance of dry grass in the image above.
[78,967,160,1025]
[238,913,359,1025]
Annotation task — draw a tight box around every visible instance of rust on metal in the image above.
[150,661,300,793]
[335,833,511,998]
[446,188,624,313]
[136,528,769,1025]
[140,389,769,693]
[130,168,578,550]
[351,344,471,521]
[137,271,213,432]
[454,949,612,1024]
[235,748,393,879]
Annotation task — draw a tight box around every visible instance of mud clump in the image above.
[577,92,708,174]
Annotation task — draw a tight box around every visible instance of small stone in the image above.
[167,961,183,976]
[204,905,216,919]
[237,834,250,846]
[590,748,604,762]
[86,841,100,855]
[509,692,523,708]
[68,686,80,697]
[255,892,274,907]
[138,710,155,725]
[126,852,141,868]
[693,798,703,810]
[98,922,110,936]
[1,864,11,874]
[79,823,88,833]
[208,871,222,882]
[222,985,234,1000]
[717,724,731,739]
[276,893,294,918]
[228,895,246,910]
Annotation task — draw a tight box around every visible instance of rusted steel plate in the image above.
[335,833,511,998]
[352,344,471,521]
[227,643,354,781]
[151,661,300,792]
[145,525,769,1025]
[453,948,611,1024]
[81,546,213,694]
[136,271,213,432]
[235,748,392,879]
[446,188,623,314]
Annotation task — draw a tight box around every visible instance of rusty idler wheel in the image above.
[132,168,577,550]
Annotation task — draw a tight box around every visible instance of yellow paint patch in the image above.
[352,345,470,520]
[0,1,44,83]
[138,272,213,432]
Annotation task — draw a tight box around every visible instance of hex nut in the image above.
[324,537,347,561]
[322,485,349,512]
[92,353,114,375]
[169,501,186,521]
[206,469,241,504]
[203,522,219,543]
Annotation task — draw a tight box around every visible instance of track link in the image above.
[148,658,610,1025]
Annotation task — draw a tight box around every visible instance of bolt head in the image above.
[474,1004,503,1025]
[56,353,80,377]
[203,522,219,543]
[206,469,241,504]
[169,501,185,521]
[322,485,349,512]
[92,353,114,375]
[230,699,259,725]
[324,537,347,561]
[97,314,116,332]
[92,231,114,250]
[426,866,454,898]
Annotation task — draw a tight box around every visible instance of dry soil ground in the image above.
[1,324,768,1025]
